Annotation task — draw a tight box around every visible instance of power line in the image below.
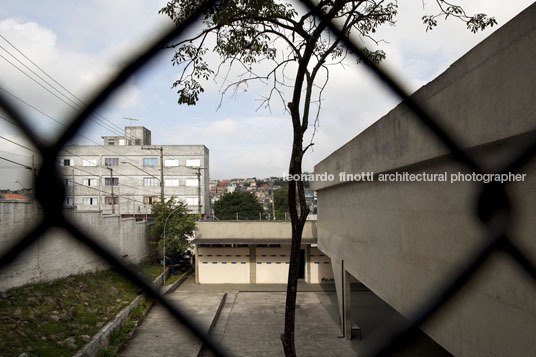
[0,52,125,136]
[66,179,146,205]
[0,35,142,139]
[0,135,38,153]
[0,32,129,136]
[0,113,140,184]
[0,154,32,169]
[66,165,160,195]
[0,89,144,164]
[0,112,162,189]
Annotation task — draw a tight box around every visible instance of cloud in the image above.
[0,18,144,140]
[0,0,533,184]
[0,132,37,189]
[156,115,292,178]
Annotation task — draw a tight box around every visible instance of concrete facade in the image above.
[194,222,333,284]
[312,5,536,356]
[0,201,152,290]
[60,126,210,217]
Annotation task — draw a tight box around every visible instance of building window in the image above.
[143,158,158,167]
[82,159,97,167]
[105,196,119,205]
[185,178,198,187]
[104,177,119,186]
[104,158,119,166]
[119,139,126,146]
[64,197,74,206]
[164,159,179,167]
[83,178,97,186]
[135,139,141,145]
[144,177,159,186]
[107,139,115,145]
[82,197,97,205]
[165,178,179,187]
[186,159,200,167]
[143,196,159,204]
[63,178,72,186]
[62,159,73,166]
[186,197,198,206]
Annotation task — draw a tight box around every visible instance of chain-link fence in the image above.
[0,0,534,356]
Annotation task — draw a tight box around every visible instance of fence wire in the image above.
[0,0,534,356]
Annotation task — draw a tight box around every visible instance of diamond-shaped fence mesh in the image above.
[0,0,534,356]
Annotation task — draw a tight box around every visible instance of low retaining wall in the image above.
[74,268,170,357]
[0,201,152,290]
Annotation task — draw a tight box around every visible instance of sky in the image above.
[0,0,534,189]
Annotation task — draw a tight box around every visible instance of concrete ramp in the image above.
[120,291,224,357]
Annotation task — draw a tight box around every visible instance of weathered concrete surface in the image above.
[195,221,317,243]
[119,290,224,357]
[317,290,450,356]
[132,277,445,357]
[313,4,536,357]
[218,292,355,357]
[0,202,151,290]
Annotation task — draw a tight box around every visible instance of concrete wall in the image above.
[197,247,250,283]
[256,246,291,284]
[195,221,317,241]
[313,5,536,357]
[0,201,152,290]
[309,247,333,283]
[195,243,332,284]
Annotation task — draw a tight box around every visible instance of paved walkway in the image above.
[121,278,354,356]
[207,291,355,357]
[121,277,448,356]
[119,289,224,357]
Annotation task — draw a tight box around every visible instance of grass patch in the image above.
[98,297,152,357]
[134,262,164,282]
[0,262,161,357]
[165,272,184,285]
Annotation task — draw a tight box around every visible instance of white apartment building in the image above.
[59,126,210,218]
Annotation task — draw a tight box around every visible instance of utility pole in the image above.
[108,167,115,214]
[197,167,201,218]
[271,187,276,220]
[99,155,102,212]
[31,155,36,200]
[160,147,164,202]
[72,168,75,205]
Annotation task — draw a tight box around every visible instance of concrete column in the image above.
[331,259,353,339]
[305,245,311,283]
[331,258,344,329]
[194,246,199,284]
[249,245,256,284]
[343,269,352,340]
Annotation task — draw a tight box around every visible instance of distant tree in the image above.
[274,187,289,220]
[256,179,268,186]
[272,178,288,188]
[150,198,196,260]
[213,191,263,220]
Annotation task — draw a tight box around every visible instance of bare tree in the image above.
[159,1,496,355]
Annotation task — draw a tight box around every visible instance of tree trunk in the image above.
[281,123,309,356]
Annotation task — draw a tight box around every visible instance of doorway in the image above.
[298,249,305,279]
